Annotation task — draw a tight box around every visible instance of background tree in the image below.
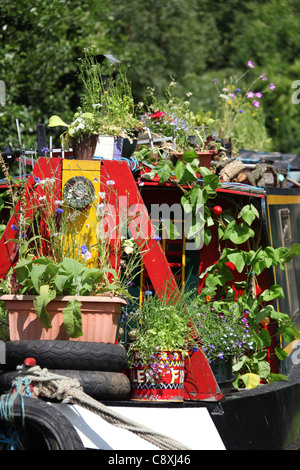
[0,0,300,154]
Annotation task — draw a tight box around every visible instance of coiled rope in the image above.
[0,376,30,449]
[5,364,190,451]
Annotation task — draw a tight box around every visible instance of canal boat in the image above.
[0,133,300,451]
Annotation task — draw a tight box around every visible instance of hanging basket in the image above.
[129,350,185,402]
[1,294,127,343]
[71,134,98,160]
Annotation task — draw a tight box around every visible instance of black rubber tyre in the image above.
[0,396,85,450]
[0,369,131,401]
[2,340,128,372]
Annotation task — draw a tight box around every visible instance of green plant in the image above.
[125,290,200,382]
[200,203,300,388]
[49,48,141,148]
[14,256,129,338]
[141,81,217,153]
[212,60,276,153]
[0,276,10,341]
[143,157,220,248]
[190,291,252,363]
[48,111,101,148]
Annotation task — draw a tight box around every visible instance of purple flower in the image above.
[235,88,241,93]
[80,245,88,254]
[246,91,255,99]
[126,281,136,287]
[212,78,218,83]
[154,235,161,241]
[261,72,267,81]
[247,60,255,68]
[269,83,276,90]
[255,92,262,98]
[33,176,41,184]
[56,208,63,214]
[238,109,243,113]
[145,290,152,296]
[11,224,18,231]
[252,100,260,108]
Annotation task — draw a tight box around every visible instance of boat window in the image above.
[278,208,300,321]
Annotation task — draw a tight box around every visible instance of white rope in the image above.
[13,365,190,451]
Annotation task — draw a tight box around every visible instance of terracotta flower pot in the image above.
[1,295,127,343]
[129,350,185,402]
[172,150,216,168]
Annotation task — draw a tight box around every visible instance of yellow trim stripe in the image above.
[267,195,300,205]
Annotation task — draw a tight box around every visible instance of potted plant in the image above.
[0,168,141,342]
[48,111,101,160]
[2,257,128,342]
[49,48,142,160]
[139,81,218,167]
[189,288,252,392]
[124,290,201,402]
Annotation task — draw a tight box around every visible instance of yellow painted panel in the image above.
[61,160,102,267]
[62,159,101,172]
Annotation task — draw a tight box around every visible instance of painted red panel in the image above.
[0,158,62,278]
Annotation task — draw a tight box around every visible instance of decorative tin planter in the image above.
[129,350,185,402]
[1,294,126,343]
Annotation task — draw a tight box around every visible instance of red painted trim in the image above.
[101,160,180,299]
[0,158,62,278]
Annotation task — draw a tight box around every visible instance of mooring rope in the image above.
[8,364,190,451]
[0,377,30,449]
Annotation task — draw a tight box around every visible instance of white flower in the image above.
[219,93,230,101]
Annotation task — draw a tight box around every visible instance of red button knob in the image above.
[24,357,37,366]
